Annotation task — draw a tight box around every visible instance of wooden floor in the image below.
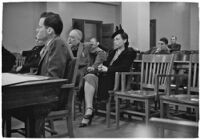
[10,111,196,138]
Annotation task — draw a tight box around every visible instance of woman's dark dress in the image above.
[97,47,137,100]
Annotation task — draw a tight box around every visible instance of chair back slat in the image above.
[188,54,199,94]
[141,54,174,90]
[65,57,80,85]
[148,62,153,84]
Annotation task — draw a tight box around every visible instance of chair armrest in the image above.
[155,74,188,96]
[61,83,74,89]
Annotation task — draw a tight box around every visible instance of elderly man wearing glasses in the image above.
[144,37,170,54]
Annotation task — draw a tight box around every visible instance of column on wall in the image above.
[121,2,150,51]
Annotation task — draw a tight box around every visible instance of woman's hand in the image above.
[98,64,108,72]
[87,66,95,72]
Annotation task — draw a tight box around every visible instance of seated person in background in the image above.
[15,38,45,73]
[2,46,16,72]
[87,37,107,74]
[67,29,107,89]
[168,35,181,53]
[79,25,137,127]
[144,37,170,54]
[90,37,110,53]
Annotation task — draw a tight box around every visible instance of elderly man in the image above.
[67,29,107,89]
[36,12,73,78]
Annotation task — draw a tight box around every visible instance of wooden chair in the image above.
[94,72,122,128]
[159,53,199,121]
[187,53,199,95]
[114,54,175,127]
[149,117,198,137]
[45,57,80,137]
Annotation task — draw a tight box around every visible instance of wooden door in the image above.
[72,19,102,43]
[102,23,114,51]
[72,19,84,42]
[150,19,156,49]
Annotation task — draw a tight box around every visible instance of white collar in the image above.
[46,38,54,47]
[116,47,125,55]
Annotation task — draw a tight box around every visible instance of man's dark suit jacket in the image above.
[168,43,181,53]
[72,43,107,88]
[97,47,137,100]
[37,36,73,78]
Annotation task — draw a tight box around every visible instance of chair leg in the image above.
[195,107,199,122]
[115,96,120,129]
[66,116,74,137]
[5,115,12,137]
[49,120,57,136]
[67,88,74,137]
[25,117,30,137]
[106,100,111,128]
[158,127,164,137]
[72,91,76,121]
[145,99,149,125]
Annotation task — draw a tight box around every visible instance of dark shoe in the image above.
[79,107,94,128]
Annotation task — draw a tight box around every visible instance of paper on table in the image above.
[2,73,50,86]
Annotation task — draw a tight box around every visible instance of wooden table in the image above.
[160,94,199,121]
[2,73,67,137]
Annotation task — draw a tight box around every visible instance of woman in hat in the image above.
[79,25,137,127]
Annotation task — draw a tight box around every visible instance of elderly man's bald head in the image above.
[68,29,83,46]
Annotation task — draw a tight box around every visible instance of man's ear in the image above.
[47,27,54,35]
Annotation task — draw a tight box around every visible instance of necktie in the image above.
[40,45,47,56]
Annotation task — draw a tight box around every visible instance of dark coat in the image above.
[19,45,44,73]
[2,46,16,72]
[74,43,107,88]
[37,36,74,78]
[168,43,181,53]
[97,47,137,100]
[143,46,170,54]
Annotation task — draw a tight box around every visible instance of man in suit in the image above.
[168,35,181,53]
[36,12,73,78]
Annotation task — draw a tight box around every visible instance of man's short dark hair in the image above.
[40,12,63,36]
[160,37,168,45]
